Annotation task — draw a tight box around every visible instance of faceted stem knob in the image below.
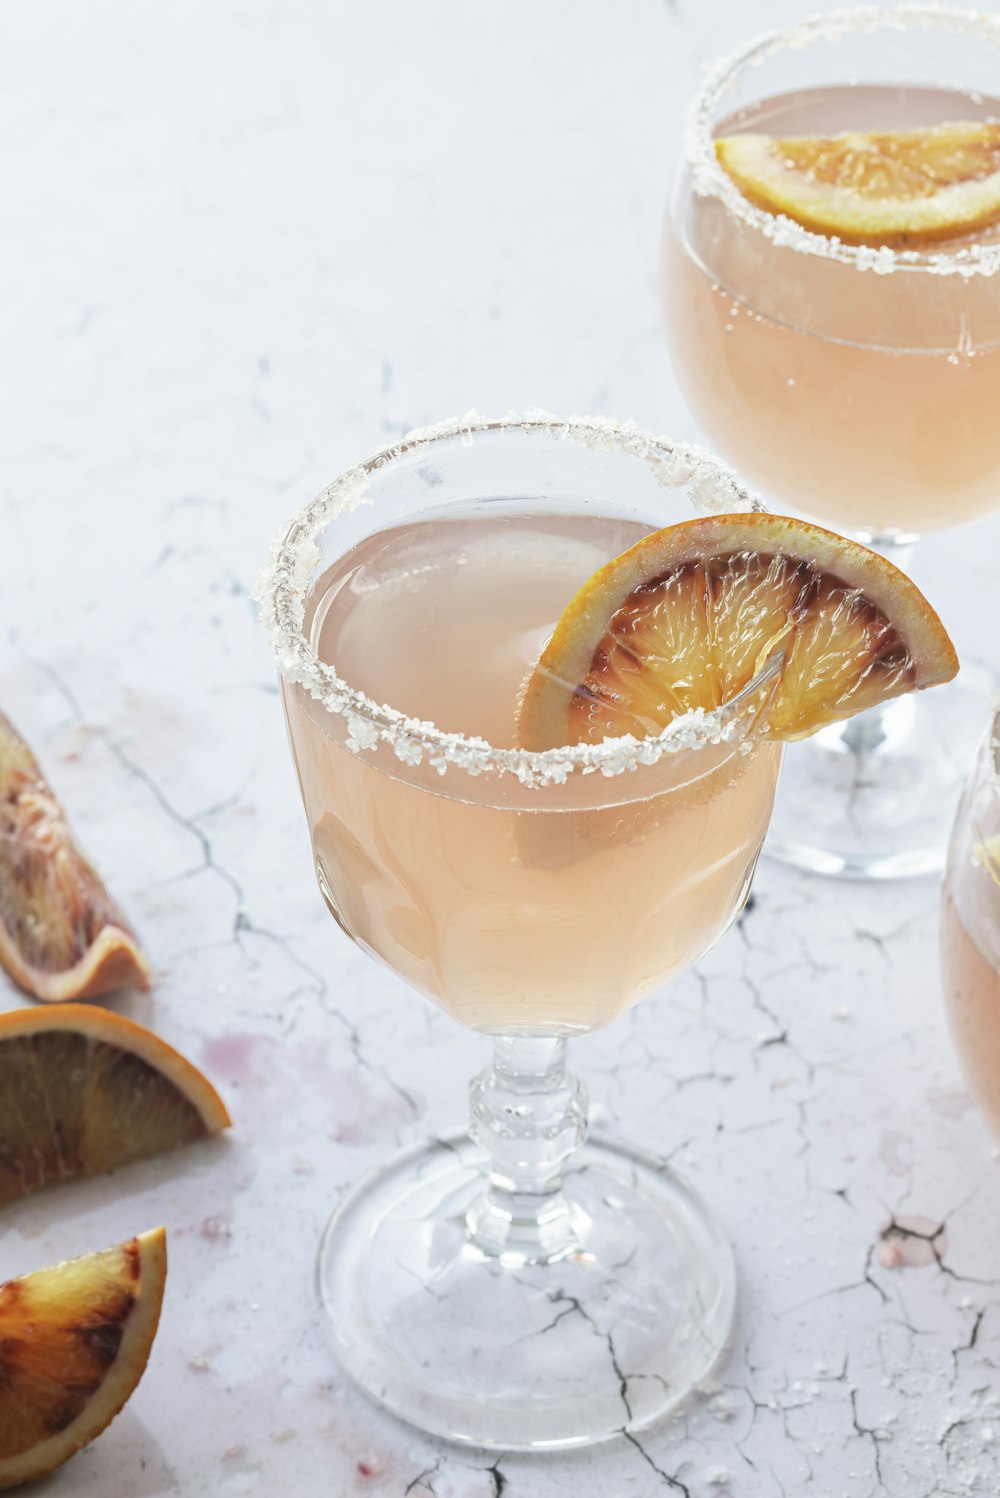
[466,1035,588,1265]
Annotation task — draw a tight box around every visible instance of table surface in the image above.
[3,2,1000,1495]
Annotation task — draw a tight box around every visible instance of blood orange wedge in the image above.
[0,713,150,1003]
[0,1004,230,1207]
[716,119,1000,246]
[517,513,958,749]
[0,1227,166,1492]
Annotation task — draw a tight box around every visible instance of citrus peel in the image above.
[0,713,150,1002]
[0,1003,230,1207]
[716,119,1000,247]
[517,512,958,750]
[0,1227,166,1491]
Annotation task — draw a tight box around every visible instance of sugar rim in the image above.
[685,2,1000,279]
[254,410,778,789]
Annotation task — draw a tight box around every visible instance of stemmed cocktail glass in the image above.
[663,4,1000,879]
[257,414,784,1448]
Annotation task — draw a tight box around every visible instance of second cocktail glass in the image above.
[942,704,1000,1140]
[663,4,1000,879]
[258,415,784,1448]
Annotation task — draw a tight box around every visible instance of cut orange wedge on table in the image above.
[0,713,150,1002]
[518,513,958,750]
[0,1004,230,1207]
[716,119,1000,246]
[0,1228,166,1492]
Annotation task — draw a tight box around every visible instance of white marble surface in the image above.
[3,1,1000,1494]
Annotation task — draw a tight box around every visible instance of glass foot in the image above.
[765,664,997,880]
[316,1129,736,1450]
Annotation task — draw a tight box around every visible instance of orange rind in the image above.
[518,512,958,749]
[716,119,1000,246]
[0,1004,230,1207]
[0,1228,166,1491]
[0,713,150,1002]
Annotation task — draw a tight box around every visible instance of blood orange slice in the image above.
[716,119,1000,247]
[0,1004,230,1207]
[0,1228,166,1491]
[0,713,150,1002]
[517,512,957,749]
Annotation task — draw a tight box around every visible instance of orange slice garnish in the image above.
[0,1228,166,1492]
[517,513,957,749]
[0,712,151,1003]
[0,1004,230,1207]
[716,119,1000,246]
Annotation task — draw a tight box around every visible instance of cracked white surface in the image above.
[2,1,1000,1495]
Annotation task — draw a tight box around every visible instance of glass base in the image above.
[765,666,996,881]
[316,1129,736,1450]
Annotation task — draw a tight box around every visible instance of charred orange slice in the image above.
[0,713,150,1003]
[0,1227,166,1491]
[716,119,1000,246]
[518,513,957,749]
[0,1004,230,1207]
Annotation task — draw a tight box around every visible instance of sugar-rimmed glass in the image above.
[942,704,1000,1139]
[663,4,1000,880]
[257,413,784,1448]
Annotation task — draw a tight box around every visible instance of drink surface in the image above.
[665,83,1000,537]
[283,504,782,1035]
[309,507,648,745]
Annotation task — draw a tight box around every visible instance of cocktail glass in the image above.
[663,4,1000,879]
[257,414,784,1448]
[942,704,1000,1138]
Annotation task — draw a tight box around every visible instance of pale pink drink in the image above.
[284,507,781,1036]
[663,7,1000,882]
[942,710,1000,1139]
[665,83,1000,538]
[258,415,785,1449]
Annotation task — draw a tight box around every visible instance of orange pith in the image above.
[0,1004,230,1207]
[0,713,150,1002]
[517,513,958,751]
[0,1228,166,1490]
[716,119,1000,246]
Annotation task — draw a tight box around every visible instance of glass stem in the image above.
[466,1035,588,1266]
[836,530,920,756]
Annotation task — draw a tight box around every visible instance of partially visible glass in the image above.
[258,414,784,1448]
[942,705,1000,1139]
[663,4,1000,880]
